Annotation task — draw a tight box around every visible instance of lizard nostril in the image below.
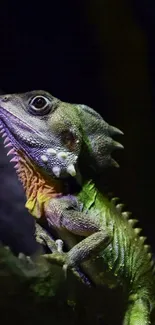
[2,95,10,102]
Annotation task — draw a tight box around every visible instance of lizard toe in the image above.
[55,239,64,253]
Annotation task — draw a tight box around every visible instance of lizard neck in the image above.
[16,150,63,219]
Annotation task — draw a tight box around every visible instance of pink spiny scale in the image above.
[10,157,19,163]
[2,132,7,138]
[0,128,4,133]
[4,143,12,148]
[4,137,10,144]
[14,163,19,169]
[7,148,15,156]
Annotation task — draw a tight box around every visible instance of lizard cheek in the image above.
[60,129,80,152]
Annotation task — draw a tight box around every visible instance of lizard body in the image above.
[0,91,154,324]
[43,181,155,324]
[0,90,122,254]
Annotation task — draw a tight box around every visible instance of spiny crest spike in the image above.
[144,245,151,252]
[139,236,147,243]
[109,125,124,136]
[148,253,152,260]
[110,159,120,168]
[150,260,154,268]
[4,143,12,148]
[4,137,10,144]
[111,141,124,150]
[14,163,19,169]
[10,157,19,163]
[2,132,7,138]
[122,211,132,219]
[111,197,119,205]
[7,148,15,156]
[134,228,142,235]
[128,219,138,227]
[116,203,125,213]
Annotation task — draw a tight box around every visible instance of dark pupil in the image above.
[33,97,46,108]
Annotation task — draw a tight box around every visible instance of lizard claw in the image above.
[55,239,64,253]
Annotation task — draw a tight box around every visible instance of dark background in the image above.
[0,0,155,270]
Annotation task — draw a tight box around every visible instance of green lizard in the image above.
[0,90,154,325]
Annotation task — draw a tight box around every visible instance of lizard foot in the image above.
[42,239,91,285]
[43,249,88,284]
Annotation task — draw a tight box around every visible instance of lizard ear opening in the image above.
[77,104,124,173]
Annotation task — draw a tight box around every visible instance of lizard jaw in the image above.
[0,122,20,169]
[0,118,78,180]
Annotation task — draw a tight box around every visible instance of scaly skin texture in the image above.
[43,181,155,325]
[0,91,122,221]
[0,91,154,324]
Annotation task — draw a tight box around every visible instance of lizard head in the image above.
[0,90,123,182]
[0,90,83,179]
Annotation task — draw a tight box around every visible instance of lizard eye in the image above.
[28,95,51,115]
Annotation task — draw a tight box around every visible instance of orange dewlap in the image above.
[16,151,63,219]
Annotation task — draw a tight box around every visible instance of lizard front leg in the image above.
[44,197,112,268]
[35,223,60,253]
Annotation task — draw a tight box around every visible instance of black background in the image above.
[0,0,155,278]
